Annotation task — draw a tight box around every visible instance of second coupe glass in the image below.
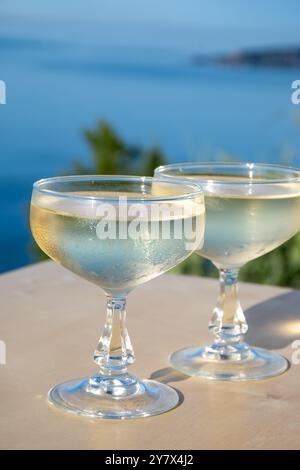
[155,163,300,381]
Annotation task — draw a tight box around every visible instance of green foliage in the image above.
[32,119,300,289]
[72,120,166,176]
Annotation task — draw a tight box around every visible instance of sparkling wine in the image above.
[31,192,204,294]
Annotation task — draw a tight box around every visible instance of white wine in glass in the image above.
[31,176,205,418]
[155,163,300,381]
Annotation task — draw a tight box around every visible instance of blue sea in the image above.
[1,9,300,273]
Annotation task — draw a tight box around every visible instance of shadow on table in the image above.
[149,368,187,407]
[245,290,300,350]
[149,367,189,384]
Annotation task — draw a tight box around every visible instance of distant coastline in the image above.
[193,47,300,68]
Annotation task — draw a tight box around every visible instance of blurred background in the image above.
[1,0,300,285]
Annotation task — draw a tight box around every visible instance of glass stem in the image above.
[208,269,249,359]
[93,295,135,375]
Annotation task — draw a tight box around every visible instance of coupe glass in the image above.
[30,175,205,418]
[155,163,300,381]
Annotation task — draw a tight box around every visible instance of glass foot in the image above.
[170,345,289,381]
[48,374,179,419]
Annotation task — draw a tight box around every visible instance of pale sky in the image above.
[1,1,300,52]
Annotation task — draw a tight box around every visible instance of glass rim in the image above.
[33,174,204,203]
[155,162,300,185]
